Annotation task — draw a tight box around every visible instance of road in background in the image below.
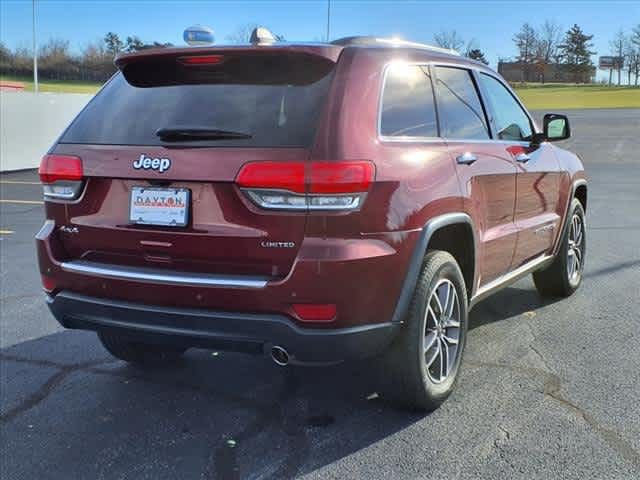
[1,110,639,479]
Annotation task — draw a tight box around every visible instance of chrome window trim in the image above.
[60,260,269,289]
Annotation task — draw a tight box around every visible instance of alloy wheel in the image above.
[567,213,584,284]
[424,279,461,383]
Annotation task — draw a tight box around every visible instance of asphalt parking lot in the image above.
[1,109,639,479]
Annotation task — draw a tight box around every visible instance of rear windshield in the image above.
[60,57,334,148]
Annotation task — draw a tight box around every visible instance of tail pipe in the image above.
[270,345,289,366]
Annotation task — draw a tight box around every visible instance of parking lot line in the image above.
[0,180,41,185]
[0,229,14,235]
[0,199,44,205]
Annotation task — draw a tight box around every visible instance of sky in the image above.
[1,0,638,81]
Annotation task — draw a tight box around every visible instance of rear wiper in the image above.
[156,126,252,141]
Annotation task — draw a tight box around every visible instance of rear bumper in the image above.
[36,220,419,330]
[48,291,400,365]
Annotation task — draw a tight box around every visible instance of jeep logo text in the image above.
[133,154,171,173]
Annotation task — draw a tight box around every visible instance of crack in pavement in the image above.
[0,354,118,423]
[1,353,312,479]
[467,360,640,468]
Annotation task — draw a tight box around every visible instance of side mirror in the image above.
[543,113,570,142]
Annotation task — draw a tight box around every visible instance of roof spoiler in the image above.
[115,47,339,88]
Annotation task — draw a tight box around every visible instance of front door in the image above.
[433,66,518,288]
[476,72,562,269]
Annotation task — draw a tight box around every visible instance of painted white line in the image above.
[0,230,14,235]
[0,180,41,185]
[0,199,44,205]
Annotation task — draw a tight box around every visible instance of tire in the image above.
[377,250,468,411]
[533,198,586,298]
[98,331,186,366]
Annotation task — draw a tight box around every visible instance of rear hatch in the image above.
[48,47,338,279]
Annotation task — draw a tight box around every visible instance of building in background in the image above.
[498,61,596,84]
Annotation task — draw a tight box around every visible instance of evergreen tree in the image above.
[558,24,596,82]
[124,36,145,53]
[467,48,489,65]
[104,32,123,56]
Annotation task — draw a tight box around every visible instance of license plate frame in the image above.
[129,186,190,227]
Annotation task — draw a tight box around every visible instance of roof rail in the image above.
[330,36,460,56]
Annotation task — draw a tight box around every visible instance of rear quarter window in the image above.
[379,64,438,138]
[60,59,334,148]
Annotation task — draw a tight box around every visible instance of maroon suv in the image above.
[36,36,587,410]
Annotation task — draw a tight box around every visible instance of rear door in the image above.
[51,51,335,279]
[476,72,562,268]
[434,66,518,287]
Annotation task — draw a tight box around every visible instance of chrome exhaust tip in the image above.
[270,346,289,366]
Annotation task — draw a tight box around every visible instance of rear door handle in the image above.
[515,153,531,163]
[456,152,477,165]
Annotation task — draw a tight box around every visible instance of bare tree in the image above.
[539,20,563,63]
[433,29,465,52]
[531,20,563,83]
[610,29,627,85]
[631,24,640,85]
[38,38,76,79]
[226,23,258,44]
[513,23,539,81]
[632,24,640,49]
[226,23,284,44]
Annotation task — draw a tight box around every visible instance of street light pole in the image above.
[32,0,38,93]
[326,0,331,42]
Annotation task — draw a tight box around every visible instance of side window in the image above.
[380,64,438,138]
[478,73,533,141]
[434,67,489,140]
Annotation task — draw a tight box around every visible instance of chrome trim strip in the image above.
[60,260,269,289]
[242,188,366,211]
[35,220,55,240]
[470,254,553,309]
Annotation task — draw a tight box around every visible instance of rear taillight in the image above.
[39,155,84,200]
[236,161,375,211]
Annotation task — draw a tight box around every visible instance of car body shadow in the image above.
[469,285,562,330]
[0,330,425,479]
[0,282,571,479]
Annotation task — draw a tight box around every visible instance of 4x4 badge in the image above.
[133,154,171,173]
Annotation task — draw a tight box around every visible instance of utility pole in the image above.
[32,0,38,93]
[326,0,331,42]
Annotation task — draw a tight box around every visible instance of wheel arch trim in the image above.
[553,178,587,256]
[390,212,477,323]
